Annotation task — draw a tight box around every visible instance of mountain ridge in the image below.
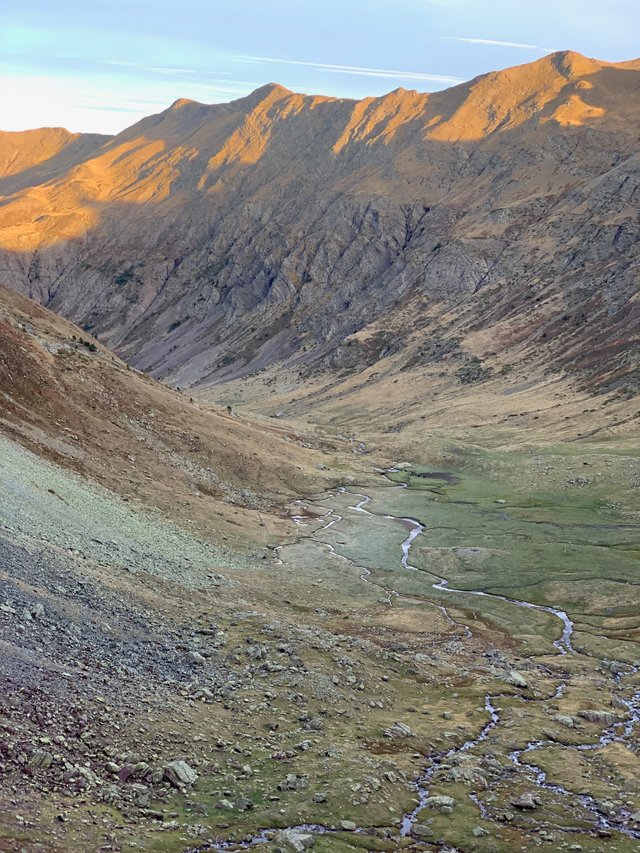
[4,50,637,168]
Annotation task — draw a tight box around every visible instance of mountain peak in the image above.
[169,97,203,110]
[252,82,292,97]
[546,50,601,78]
[237,82,293,110]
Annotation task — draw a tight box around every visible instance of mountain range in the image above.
[0,50,638,419]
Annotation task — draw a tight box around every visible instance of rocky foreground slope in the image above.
[0,51,638,400]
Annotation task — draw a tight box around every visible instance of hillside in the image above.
[0,127,109,194]
[0,283,336,550]
[0,51,638,409]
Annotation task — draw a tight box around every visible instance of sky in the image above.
[1,0,638,134]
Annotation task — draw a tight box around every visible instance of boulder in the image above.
[384,722,414,738]
[29,749,53,769]
[163,760,197,787]
[274,828,315,851]
[412,823,434,838]
[440,764,488,789]
[504,670,528,688]
[278,773,307,791]
[511,791,541,810]
[578,710,615,726]
[425,795,455,810]
[553,714,576,728]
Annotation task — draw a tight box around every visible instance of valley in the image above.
[1,396,638,851]
[0,47,638,853]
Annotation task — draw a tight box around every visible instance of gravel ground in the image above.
[0,434,250,587]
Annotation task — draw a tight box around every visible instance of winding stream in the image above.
[347,488,639,840]
[194,482,640,850]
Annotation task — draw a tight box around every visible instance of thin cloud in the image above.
[89,105,149,113]
[147,66,197,75]
[442,37,555,51]
[236,55,463,85]
[100,60,197,75]
[101,59,141,68]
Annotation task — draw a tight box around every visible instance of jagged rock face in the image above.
[0,52,638,391]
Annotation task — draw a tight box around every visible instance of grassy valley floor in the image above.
[1,429,639,852]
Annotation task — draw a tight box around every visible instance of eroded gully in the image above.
[196,484,640,850]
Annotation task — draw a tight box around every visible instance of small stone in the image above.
[340,820,357,831]
[473,826,489,837]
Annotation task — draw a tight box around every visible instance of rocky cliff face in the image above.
[0,51,638,396]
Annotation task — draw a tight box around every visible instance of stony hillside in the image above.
[1,300,639,851]
[0,283,338,551]
[0,51,638,401]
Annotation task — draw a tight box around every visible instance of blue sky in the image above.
[1,0,637,134]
